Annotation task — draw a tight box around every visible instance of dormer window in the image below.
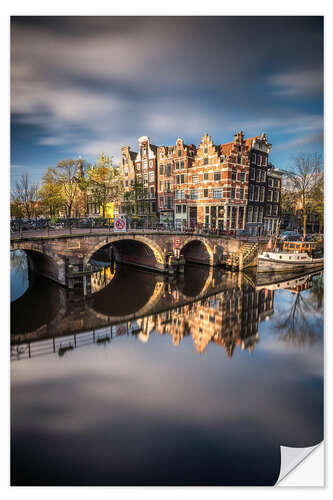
[204,147,208,154]
[178,149,181,157]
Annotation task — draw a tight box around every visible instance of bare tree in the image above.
[286,153,323,238]
[11,174,39,219]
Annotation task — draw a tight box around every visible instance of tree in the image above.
[87,153,122,218]
[50,158,83,217]
[11,174,39,219]
[38,167,65,217]
[286,153,323,238]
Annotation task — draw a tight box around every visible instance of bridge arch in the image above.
[10,242,66,285]
[180,237,214,266]
[84,235,166,271]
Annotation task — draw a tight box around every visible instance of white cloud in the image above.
[267,70,323,97]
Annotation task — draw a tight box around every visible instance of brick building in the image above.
[119,131,281,231]
[134,136,158,220]
[265,165,282,234]
[185,131,250,230]
[245,134,282,235]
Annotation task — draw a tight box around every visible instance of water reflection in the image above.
[10,250,29,301]
[10,254,323,486]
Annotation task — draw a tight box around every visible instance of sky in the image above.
[10,16,323,186]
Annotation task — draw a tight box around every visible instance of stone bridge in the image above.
[10,230,244,287]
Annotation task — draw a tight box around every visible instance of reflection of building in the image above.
[136,281,275,357]
[90,265,116,293]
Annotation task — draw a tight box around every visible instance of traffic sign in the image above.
[114,216,127,232]
[174,238,181,248]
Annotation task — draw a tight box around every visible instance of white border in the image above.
[1,1,331,497]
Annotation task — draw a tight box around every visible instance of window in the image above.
[150,187,155,197]
[204,157,208,165]
[214,172,221,181]
[190,189,198,200]
[149,171,154,182]
[260,186,265,202]
[143,159,148,169]
[204,147,208,154]
[178,149,181,157]
[203,189,209,198]
[125,180,128,187]
[174,161,179,170]
[166,197,172,209]
[250,168,255,180]
[213,188,222,199]
[262,156,267,166]
[159,181,163,191]
[255,185,259,201]
[274,179,280,188]
[240,188,244,200]
[252,153,256,164]
[273,191,278,202]
[266,204,272,216]
[240,172,245,183]
[257,154,261,166]
[160,197,164,208]
[143,173,148,184]
[204,172,209,181]
[183,205,186,213]
[159,165,163,175]
[258,206,264,223]
[180,160,184,169]
[180,174,185,184]
[249,184,254,201]
[192,175,199,183]
[205,205,209,214]
[176,205,181,213]
[256,169,261,182]
[238,154,242,164]
[272,205,278,216]
[176,175,180,184]
[231,188,235,199]
[149,160,153,168]
[267,190,273,201]
[247,206,253,222]
[253,206,258,222]
[261,170,266,182]
[232,170,237,181]
[268,177,273,187]
[166,164,172,176]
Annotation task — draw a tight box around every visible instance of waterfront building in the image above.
[156,144,175,225]
[119,130,281,230]
[186,131,250,230]
[134,136,158,220]
[265,165,282,234]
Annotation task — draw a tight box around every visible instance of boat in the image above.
[254,270,321,291]
[257,241,323,273]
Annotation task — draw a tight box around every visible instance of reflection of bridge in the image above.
[10,230,245,288]
[11,268,275,361]
[11,265,239,345]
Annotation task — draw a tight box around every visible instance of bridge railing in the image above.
[10,217,272,241]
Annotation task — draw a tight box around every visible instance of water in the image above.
[10,250,323,486]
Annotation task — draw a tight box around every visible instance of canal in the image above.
[10,250,323,486]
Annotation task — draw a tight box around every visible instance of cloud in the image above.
[10,17,324,179]
[267,70,323,97]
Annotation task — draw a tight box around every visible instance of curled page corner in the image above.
[276,443,323,485]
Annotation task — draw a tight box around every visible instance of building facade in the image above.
[134,136,158,220]
[119,131,282,231]
[185,131,250,230]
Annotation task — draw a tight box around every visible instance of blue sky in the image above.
[11,16,323,186]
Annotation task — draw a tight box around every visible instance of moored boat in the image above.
[257,249,323,273]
